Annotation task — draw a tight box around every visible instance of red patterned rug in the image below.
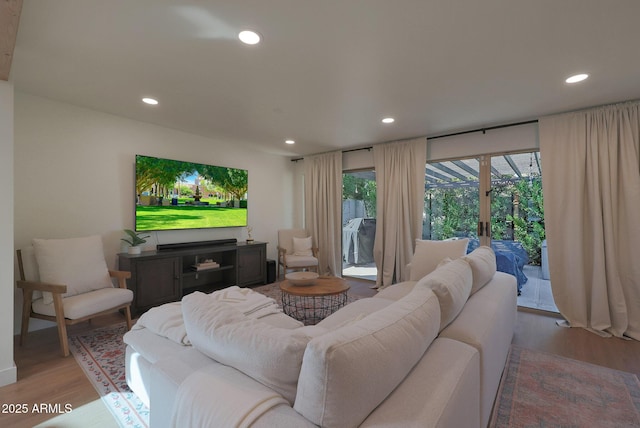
[69,323,149,427]
[490,345,640,427]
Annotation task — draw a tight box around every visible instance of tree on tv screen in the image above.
[136,156,247,200]
[199,166,248,201]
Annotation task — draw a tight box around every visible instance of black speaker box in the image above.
[266,259,276,284]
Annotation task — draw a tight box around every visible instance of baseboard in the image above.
[0,361,17,387]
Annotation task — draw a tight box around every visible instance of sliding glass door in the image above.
[424,157,481,241]
[342,170,377,280]
[424,151,557,312]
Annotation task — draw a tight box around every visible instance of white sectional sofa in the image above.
[124,245,517,427]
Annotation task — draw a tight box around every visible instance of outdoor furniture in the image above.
[342,218,376,265]
[468,239,528,294]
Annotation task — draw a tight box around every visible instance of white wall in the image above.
[0,81,17,386]
[13,93,296,333]
[427,122,539,161]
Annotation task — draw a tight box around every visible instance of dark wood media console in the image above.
[118,240,267,315]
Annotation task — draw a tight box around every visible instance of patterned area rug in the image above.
[490,345,640,427]
[69,324,149,427]
[251,282,284,301]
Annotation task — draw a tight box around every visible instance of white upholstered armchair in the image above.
[17,235,133,357]
[277,229,319,280]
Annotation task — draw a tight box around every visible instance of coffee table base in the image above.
[281,292,348,325]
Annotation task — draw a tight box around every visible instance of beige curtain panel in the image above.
[304,151,343,276]
[373,138,427,288]
[539,101,640,340]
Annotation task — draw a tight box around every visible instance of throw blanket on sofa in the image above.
[210,286,282,319]
[133,302,191,345]
[133,286,282,345]
[171,364,288,428]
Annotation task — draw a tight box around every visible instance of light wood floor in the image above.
[3,281,640,427]
[1,314,126,428]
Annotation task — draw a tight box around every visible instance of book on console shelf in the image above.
[192,260,220,271]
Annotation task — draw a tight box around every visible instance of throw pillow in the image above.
[33,235,113,305]
[292,236,313,256]
[409,238,469,281]
[182,292,321,404]
[418,257,472,331]
[294,286,441,428]
[463,246,497,294]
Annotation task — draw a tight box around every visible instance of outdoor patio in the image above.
[343,262,558,313]
[519,265,558,313]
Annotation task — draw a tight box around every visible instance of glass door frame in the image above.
[341,168,377,281]
[478,155,492,247]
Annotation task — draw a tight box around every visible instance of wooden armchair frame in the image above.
[17,249,133,357]
[277,245,319,280]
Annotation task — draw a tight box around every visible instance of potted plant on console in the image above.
[122,229,150,255]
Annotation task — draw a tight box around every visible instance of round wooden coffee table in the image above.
[280,276,350,325]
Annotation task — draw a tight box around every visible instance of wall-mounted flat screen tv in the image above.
[135,154,248,231]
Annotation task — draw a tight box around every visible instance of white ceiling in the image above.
[12,0,640,156]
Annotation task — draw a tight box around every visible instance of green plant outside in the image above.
[507,178,545,265]
[136,206,247,230]
[424,176,545,265]
[424,186,480,239]
[342,174,377,218]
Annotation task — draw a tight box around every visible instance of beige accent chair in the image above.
[17,235,134,357]
[277,229,319,280]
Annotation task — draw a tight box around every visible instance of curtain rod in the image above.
[426,119,538,141]
[290,119,539,162]
[290,146,372,162]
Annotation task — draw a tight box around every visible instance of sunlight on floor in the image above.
[518,265,559,313]
[343,263,377,281]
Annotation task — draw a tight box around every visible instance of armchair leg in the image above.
[52,294,70,357]
[124,305,133,330]
[20,290,33,346]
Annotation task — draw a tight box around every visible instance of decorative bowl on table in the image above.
[285,271,319,286]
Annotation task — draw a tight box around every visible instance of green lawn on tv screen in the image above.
[135,205,247,230]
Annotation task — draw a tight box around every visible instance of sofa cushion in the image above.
[439,272,517,427]
[182,292,323,404]
[31,287,133,319]
[419,257,473,331]
[409,238,469,281]
[294,285,441,428]
[360,338,480,428]
[283,254,318,267]
[33,235,113,305]
[316,297,394,330]
[463,246,497,294]
[375,280,417,301]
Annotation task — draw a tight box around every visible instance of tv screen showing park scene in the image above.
[135,154,248,231]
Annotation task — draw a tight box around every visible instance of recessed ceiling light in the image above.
[565,74,589,84]
[239,30,261,45]
[382,117,395,124]
[285,139,295,145]
[142,97,159,105]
